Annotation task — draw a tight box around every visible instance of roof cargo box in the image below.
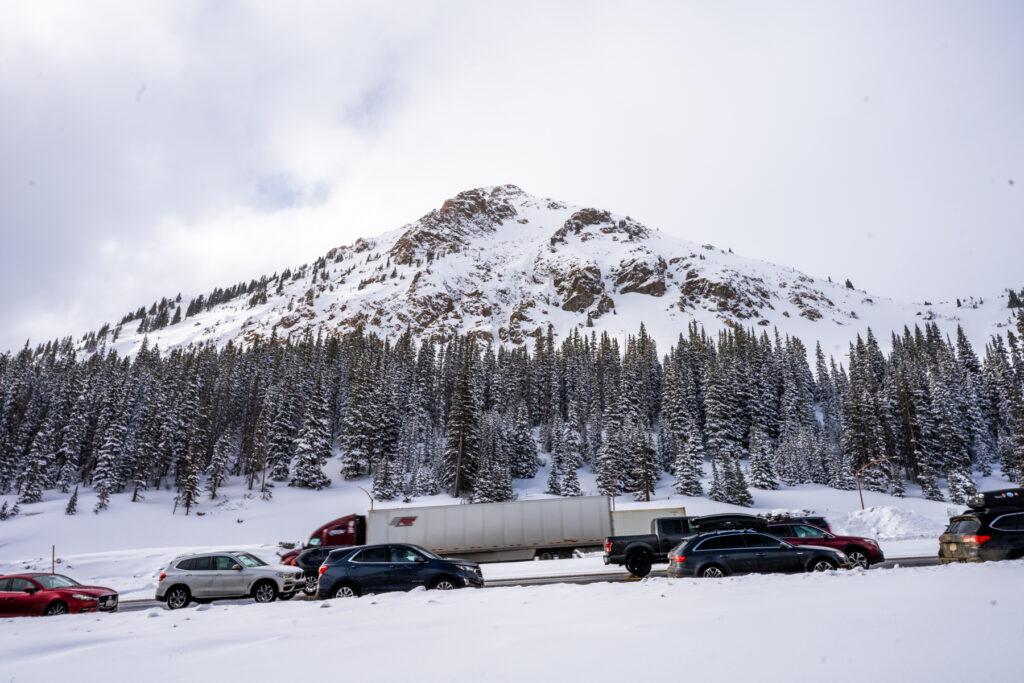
[967,488,1024,510]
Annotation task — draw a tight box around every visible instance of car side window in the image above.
[697,535,744,551]
[389,546,424,563]
[743,534,780,548]
[992,513,1024,532]
[0,579,10,591]
[177,559,195,571]
[353,547,388,563]
[8,578,34,592]
[213,556,238,570]
[793,525,825,538]
[189,557,214,571]
[768,525,793,537]
[659,519,685,535]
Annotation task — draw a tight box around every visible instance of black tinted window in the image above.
[183,556,213,571]
[992,514,1024,532]
[793,525,826,539]
[768,525,793,537]
[354,547,388,563]
[659,519,685,535]
[743,534,781,548]
[948,519,981,535]
[698,535,745,551]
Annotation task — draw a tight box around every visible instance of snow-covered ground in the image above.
[2,465,1003,598]
[2,562,1021,682]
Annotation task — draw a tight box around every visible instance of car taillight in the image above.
[672,555,686,563]
[604,540,612,553]
[964,535,992,545]
[318,564,328,575]
[158,572,167,581]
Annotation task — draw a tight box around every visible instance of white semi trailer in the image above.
[364,496,686,562]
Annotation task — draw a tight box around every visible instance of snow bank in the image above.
[1,562,1020,682]
[834,506,947,541]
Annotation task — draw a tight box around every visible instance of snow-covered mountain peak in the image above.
[92,185,1020,358]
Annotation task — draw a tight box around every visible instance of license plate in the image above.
[948,543,958,552]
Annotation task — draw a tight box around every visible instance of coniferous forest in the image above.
[2,312,1024,518]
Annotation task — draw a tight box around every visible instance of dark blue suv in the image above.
[316,543,484,599]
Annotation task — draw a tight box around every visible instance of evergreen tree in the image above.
[747,427,778,490]
[65,485,79,515]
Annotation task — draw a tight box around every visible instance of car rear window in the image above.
[947,518,981,535]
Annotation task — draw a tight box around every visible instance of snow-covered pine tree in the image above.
[207,430,234,498]
[747,427,778,490]
[290,379,332,491]
[442,351,480,498]
[627,420,656,502]
[65,485,78,515]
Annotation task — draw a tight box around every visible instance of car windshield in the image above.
[235,553,267,567]
[34,574,80,589]
[307,537,321,547]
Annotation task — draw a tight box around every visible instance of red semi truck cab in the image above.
[279,514,367,565]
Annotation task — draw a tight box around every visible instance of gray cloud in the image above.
[1,1,1022,352]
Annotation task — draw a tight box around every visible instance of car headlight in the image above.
[71,594,97,601]
[276,572,286,578]
[456,564,477,573]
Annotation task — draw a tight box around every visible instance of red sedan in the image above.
[766,522,885,569]
[0,573,119,617]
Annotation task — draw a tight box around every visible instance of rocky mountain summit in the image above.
[94,185,1018,357]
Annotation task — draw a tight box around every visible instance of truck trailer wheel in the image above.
[625,552,652,578]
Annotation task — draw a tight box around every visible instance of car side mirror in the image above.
[23,586,37,594]
[778,543,789,550]
[414,556,427,563]
[231,564,243,571]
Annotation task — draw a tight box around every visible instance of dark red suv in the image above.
[766,522,884,569]
[0,573,118,617]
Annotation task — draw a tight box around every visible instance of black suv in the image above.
[316,543,484,599]
[939,488,1024,563]
[295,546,332,595]
[666,530,851,578]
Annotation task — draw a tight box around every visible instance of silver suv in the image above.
[156,551,305,609]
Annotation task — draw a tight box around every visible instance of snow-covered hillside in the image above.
[96,185,1020,358]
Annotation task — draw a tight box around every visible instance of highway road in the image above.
[117,555,940,612]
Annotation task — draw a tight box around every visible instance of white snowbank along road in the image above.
[1,562,1020,683]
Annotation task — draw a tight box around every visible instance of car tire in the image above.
[165,586,191,610]
[430,576,461,591]
[700,565,726,578]
[303,576,318,596]
[252,580,278,604]
[43,601,68,616]
[331,583,360,599]
[625,552,653,578]
[810,557,838,572]
[846,548,870,569]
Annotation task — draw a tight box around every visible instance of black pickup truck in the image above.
[604,513,768,577]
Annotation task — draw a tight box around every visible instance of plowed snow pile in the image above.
[834,506,947,540]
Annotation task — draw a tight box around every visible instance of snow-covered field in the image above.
[2,562,1021,683]
[1,466,999,599]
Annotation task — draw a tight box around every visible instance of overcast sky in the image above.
[1,1,1021,352]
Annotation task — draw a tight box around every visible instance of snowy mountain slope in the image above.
[99,185,1020,358]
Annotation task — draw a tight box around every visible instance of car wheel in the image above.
[331,583,359,599]
[44,601,68,616]
[811,558,838,572]
[165,586,191,610]
[846,549,870,569]
[252,580,278,604]
[431,576,460,591]
[625,552,653,578]
[303,576,318,596]
[700,565,726,578]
